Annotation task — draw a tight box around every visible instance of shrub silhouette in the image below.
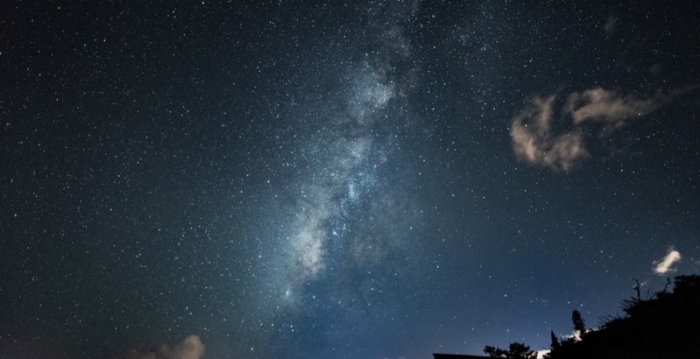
[484,342,537,359]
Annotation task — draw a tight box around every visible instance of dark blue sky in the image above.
[1,1,699,358]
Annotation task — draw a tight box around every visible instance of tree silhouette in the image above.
[550,330,560,349]
[484,342,537,359]
[571,310,585,335]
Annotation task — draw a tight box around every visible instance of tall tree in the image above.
[550,330,560,349]
[572,310,585,335]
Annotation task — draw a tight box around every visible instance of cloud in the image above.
[653,248,681,275]
[560,327,598,343]
[603,14,616,33]
[510,95,587,171]
[119,335,205,359]
[565,88,658,126]
[510,88,660,171]
[537,349,551,359]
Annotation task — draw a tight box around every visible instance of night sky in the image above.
[1,1,699,358]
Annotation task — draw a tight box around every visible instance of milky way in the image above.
[251,3,425,346]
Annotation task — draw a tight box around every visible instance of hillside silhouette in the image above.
[480,275,700,359]
[544,274,700,359]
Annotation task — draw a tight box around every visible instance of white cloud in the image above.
[653,248,681,275]
[510,95,587,171]
[565,88,657,126]
[564,329,585,342]
[537,349,551,359]
[120,335,205,359]
[510,88,660,171]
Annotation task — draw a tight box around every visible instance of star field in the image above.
[1,1,699,359]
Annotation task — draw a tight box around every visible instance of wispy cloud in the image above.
[653,248,681,275]
[118,335,205,359]
[510,88,661,171]
[603,14,617,33]
[510,95,587,171]
[565,88,658,126]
